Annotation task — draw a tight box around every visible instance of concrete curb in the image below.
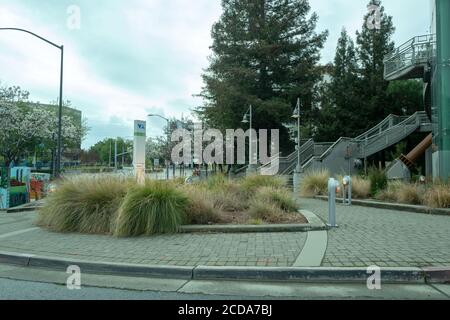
[5,204,43,214]
[423,267,450,284]
[0,251,448,284]
[180,223,326,234]
[179,210,326,234]
[315,196,450,216]
[192,266,426,284]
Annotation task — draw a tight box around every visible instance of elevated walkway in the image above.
[384,34,436,81]
[268,112,431,176]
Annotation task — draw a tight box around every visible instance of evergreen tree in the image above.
[356,0,395,131]
[197,0,328,153]
[316,28,360,141]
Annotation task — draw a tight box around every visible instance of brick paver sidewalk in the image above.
[0,198,449,268]
[300,198,450,267]
[0,212,306,267]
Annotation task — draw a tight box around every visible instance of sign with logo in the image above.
[134,121,146,137]
[133,120,146,185]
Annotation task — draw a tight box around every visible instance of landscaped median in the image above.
[37,174,310,237]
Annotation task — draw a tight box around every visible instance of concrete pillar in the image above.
[434,0,450,181]
[425,146,433,178]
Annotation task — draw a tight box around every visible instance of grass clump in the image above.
[181,186,221,225]
[423,184,450,208]
[350,176,371,199]
[397,183,423,205]
[114,181,188,237]
[254,187,298,212]
[37,175,129,234]
[241,175,285,195]
[369,168,388,196]
[300,169,329,197]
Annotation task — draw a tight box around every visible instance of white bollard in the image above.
[342,176,352,206]
[328,178,340,228]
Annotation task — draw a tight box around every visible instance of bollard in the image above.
[342,176,352,206]
[328,178,340,228]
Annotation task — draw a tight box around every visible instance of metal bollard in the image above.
[328,178,340,228]
[342,176,352,206]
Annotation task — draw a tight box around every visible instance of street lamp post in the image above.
[0,28,64,178]
[242,105,257,175]
[148,114,170,180]
[292,98,302,193]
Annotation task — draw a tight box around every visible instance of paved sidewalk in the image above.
[300,198,450,268]
[0,198,449,268]
[0,212,306,267]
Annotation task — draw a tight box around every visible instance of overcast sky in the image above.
[0,0,432,148]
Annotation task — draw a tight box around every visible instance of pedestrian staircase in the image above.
[274,111,431,176]
[384,34,436,81]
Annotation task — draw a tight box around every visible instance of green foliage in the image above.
[368,168,388,196]
[196,0,328,153]
[37,176,129,234]
[114,181,188,237]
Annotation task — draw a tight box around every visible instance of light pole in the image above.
[148,114,170,180]
[242,105,257,174]
[0,28,64,178]
[292,98,302,193]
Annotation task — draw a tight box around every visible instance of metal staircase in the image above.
[384,34,436,81]
[276,112,431,176]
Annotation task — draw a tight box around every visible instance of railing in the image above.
[302,111,431,172]
[384,34,436,80]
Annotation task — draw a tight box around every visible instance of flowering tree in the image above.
[0,86,87,167]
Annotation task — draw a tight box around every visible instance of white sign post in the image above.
[133,120,146,185]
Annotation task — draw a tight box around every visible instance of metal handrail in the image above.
[384,34,436,79]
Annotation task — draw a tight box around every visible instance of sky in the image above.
[0,0,433,149]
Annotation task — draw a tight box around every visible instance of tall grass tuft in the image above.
[241,175,286,195]
[254,187,298,212]
[37,175,129,234]
[181,186,221,224]
[423,184,450,208]
[351,176,371,199]
[114,181,188,237]
[300,169,329,197]
[397,183,423,205]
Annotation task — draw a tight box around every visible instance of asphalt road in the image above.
[0,264,448,300]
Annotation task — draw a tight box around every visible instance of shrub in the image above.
[300,169,329,197]
[181,186,221,225]
[254,187,298,212]
[37,175,129,234]
[423,184,450,208]
[114,181,188,237]
[369,168,388,196]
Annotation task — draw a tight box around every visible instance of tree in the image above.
[196,0,328,154]
[0,86,86,167]
[88,138,132,166]
[316,28,360,141]
[356,0,395,131]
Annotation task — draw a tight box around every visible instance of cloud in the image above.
[0,0,430,149]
